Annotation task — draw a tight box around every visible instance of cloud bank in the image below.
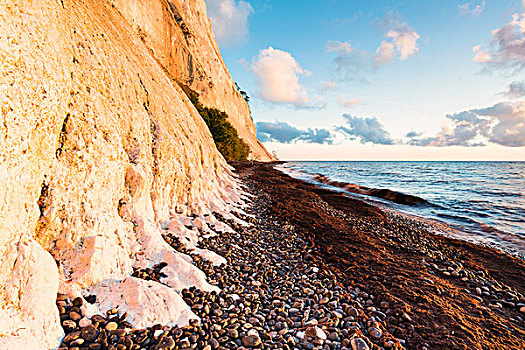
[410,101,525,147]
[258,102,525,148]
[256,121,333,144]
[337,114,395,145]
[251,47,312,108]
[206,0,253,46]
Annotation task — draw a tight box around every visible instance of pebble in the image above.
[62,320,77,331]
[81,325,98,342]
[104,322,118,331]
[305,326,327,340]
[209,338,219,348]
[368,326,382,339]
[78,318,91,328]
[69,311,81,321]
[351,337,370,350]
[242,334,261,347]
[154,336,175,349]
[69,338,84,347]
[53,181,410,350]
[63,331,81,343]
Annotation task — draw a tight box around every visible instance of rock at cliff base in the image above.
[88,277,199,329]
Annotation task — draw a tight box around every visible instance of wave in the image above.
[311,174,428,206]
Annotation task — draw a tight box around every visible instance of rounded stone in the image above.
[105,321,118,331]
[62,320,77,331]
[351,337,370,350]
[305,326,327,340]
[72,297,83,307]
[63,331,81,343]
[81,325,99,342]
[70,338,85,346]
[348,307,359,317]
[228,329,239,338]
[368,326,382,339]
[69,311,82,321]
[209,338,219,348]
[154,336,175,350]
[78,318,92,328]
[242,335,262,347]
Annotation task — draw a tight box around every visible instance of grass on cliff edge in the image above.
[182,85,250,161]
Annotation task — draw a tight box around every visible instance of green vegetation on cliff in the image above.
[182,85,250,161]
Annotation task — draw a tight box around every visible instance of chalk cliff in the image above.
[0,0,268,348]
[109,0,273,161]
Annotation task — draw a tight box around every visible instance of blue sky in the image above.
[205,0,525,160]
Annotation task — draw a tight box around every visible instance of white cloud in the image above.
[372,14,420,67]
[250,47,310,107]
[459,1,486,17]
[256,121,333,144]
[475,101,525,146]
[338,97,361,108]
[472,4,525,70]
[206,0,253,46]
[472,44,492,62]
[326,13,420,79]
[337,115,396,145]
[502,81,525,98]
[374,40,395,67]
[386,24,420,60]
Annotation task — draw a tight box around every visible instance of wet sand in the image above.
[236,161,525,349]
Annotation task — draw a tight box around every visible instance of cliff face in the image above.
[0,0,259,348]
[109,0,273,161]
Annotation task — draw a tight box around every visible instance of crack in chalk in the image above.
[55,113,70,158]
[137,74,150,112]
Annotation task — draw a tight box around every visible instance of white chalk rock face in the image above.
[0,239,64,349]
[192,248,228,266]
[89,277,199,329]
[108,0,274,161]
[160,251,220,293]
[0,0,255,347]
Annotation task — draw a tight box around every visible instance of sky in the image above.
[204,0,525,160]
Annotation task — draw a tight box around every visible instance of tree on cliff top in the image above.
[182,85,250,161]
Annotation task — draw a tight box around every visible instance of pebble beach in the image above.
[55,162,525,350]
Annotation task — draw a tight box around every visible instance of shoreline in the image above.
[274,161,525,260]
[237,161,525,349]
[55,161,525,350]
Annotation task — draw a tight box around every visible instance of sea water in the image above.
[279,161,525,258]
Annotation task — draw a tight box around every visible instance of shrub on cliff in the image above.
[182,85,250,161]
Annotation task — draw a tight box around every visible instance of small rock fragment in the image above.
[351,337,370,350]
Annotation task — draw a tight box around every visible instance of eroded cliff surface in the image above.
[108,0,273,161]
[0,0,256,348]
